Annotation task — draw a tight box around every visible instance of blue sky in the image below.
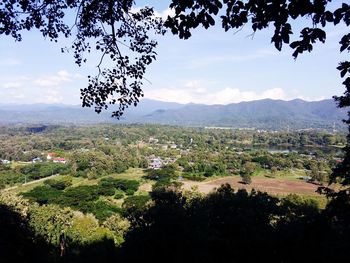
[0,0,348,105]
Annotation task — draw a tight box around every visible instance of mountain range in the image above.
[0,98,347,131]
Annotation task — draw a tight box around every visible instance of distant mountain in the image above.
[0,99,184,125]
[136,98,347,131]
[0,99,347,131]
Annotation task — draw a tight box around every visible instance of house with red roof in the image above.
[47,152,56,160]
[53,157,66,164]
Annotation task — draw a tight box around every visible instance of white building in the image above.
[0,159,11,164]
[148,157,163,169]
[32,157,42,163]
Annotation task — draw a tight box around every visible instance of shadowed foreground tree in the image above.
[119,184,349,263]
[0,204,54,262]
[1,183,350,262]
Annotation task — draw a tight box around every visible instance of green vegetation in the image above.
[0,124,347,262]
[21,176,139,221]
[44,176,73,190]
[2,184,350,262]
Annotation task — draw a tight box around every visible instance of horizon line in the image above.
[0,97,334,107]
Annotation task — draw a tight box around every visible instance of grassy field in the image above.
[252,167,308,180]
[7,168,151,197]
[6,167,328,207]
[182,168,324,197]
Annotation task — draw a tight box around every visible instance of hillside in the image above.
[139,99,347,130]
[0,98,346,130]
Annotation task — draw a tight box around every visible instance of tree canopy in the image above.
[1,0,164,117]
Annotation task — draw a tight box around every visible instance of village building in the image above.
[32,157,42,163]
[53,157,67,164]
[0,159,11,164]
[148,157,163,169]
[47,152,56,160]
[149,137,159,144]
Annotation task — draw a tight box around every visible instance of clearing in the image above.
[182,175,321,196]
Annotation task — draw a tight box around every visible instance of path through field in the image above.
[3,174,60,192]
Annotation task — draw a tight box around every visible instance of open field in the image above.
[5,168,150,195]
[7,167,321,197]
[182,175,321,196]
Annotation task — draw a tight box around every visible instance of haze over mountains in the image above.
[0,98,347,131]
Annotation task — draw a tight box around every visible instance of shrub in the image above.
[241,173,252,185]
[21,186,62,205]
[59,185,100,208]
[98,185,116,196]
[182,173,206,181]
[44,176,73,190]
[99,178,140,192]
[125,189,135,196]
[122,195,151,211]
[114,190,124,199]
[79,201,123,222]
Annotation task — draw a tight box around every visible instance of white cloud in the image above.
[185,49,279,69]
[2,82,21,89]
[11,92,25,99]
[39,89,64,104]
[0,58,21,66]
[154,8,175,20]
[33,70,74,87]
[131,7,175,20]
[144,80,323,104]
[0,70,83,104]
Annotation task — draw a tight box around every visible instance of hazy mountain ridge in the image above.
[0,98,347,130]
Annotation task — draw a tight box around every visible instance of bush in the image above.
[0,171,25,187]
[114,190,124,199]
[98,185,116,196]
[241,173,252,185]
[122,195,151,211]
[145,165,177,181]
[44,176,73,190]
[182,173,206,181]
[21,186,62,205]
[60,185,100,208]
[20,163,70,180]
[80,201,123,222]
[99,178,140,192]
[125,189,135,196]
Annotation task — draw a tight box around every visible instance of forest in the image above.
[0,124,349,262]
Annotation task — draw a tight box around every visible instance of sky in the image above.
[0,0,348,106]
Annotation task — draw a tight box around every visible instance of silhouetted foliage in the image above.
[2,1,350,261]
[1,0,164,117]
[119,184,349,262]
[2,184,350,262]
[0,204,54,263]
